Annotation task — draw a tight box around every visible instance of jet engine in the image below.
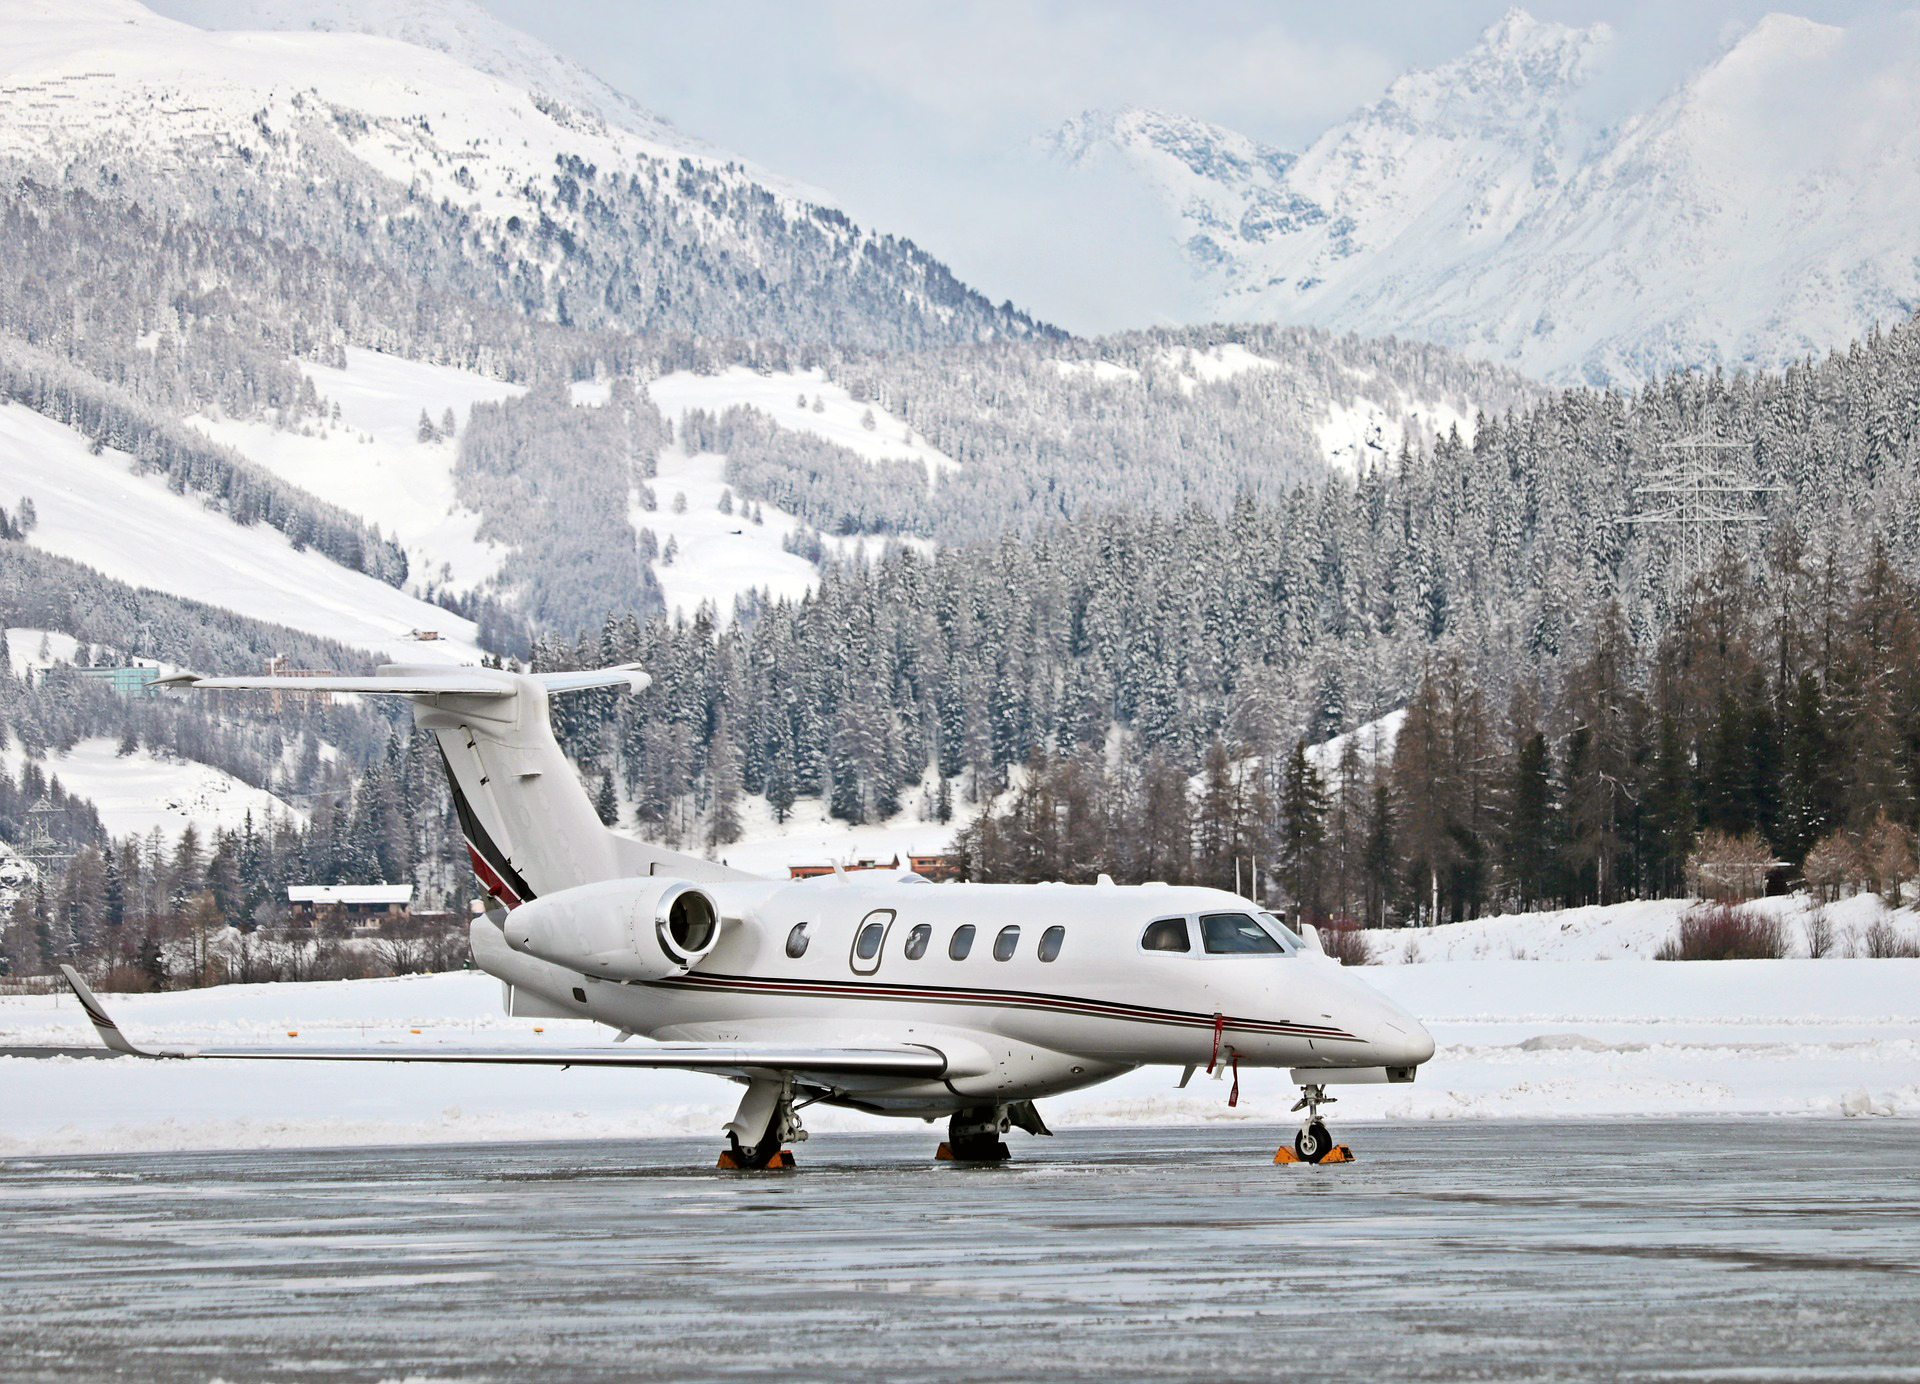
[502,877,721,981]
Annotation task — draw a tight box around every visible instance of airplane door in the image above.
[848,909,896,976]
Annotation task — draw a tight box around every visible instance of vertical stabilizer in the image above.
[160,664,762,901]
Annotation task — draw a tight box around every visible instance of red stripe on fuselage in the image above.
[654,971,1360,1041]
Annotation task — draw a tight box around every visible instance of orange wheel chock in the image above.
[935,1142,954,1161]
[716,1149,796,1171]
[1274,1144,1356,1165]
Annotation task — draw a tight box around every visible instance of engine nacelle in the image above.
[502,877,721,981]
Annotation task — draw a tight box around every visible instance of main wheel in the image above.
[946,1110,1012,1162]
[726,1122,784,1170]
[1294,1120,1333,1163]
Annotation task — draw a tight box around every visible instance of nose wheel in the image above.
[1279,1083,1353,1164]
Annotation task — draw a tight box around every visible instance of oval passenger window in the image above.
[1038,925,1064,962]
[949,924,976,960]
[903,923,932,960]
[993,925,1020,961]
[785,922,810,959]
[855,921,886,960]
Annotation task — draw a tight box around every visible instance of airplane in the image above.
[60,662,1434,1168]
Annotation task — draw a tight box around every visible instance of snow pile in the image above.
[1372,892,1919,964]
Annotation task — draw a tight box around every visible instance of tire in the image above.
[947,1110,1012,1162]
[1294,1120,1332,1163]
[727,1122,784,1170]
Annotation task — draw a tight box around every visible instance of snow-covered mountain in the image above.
[1053,8,1920,386]
[0,0,1047,352]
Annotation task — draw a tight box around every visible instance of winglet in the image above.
[58,965,144,1056]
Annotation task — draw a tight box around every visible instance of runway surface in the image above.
[3,1121,1917,1382]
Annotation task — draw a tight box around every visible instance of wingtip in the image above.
[59,965,141,1056]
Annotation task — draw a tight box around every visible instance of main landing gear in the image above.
[718,1077,807,1171]
[1276,1083,1355,1165]
[937,1101,1051,1163]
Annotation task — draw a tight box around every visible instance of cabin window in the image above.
[993,925,1021,961]
[785,922,811,959]
[903,923,932,960]
[1201,912,1286,955]
[1038,925,1065,962]
[1140,917,1191,952]
[848,909,895,975]
[949,924,976,960]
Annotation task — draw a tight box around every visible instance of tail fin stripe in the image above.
[440,743,537,906]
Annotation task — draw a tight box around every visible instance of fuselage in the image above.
[475,873,1434,1118]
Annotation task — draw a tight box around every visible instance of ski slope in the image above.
[193,348,521,594]
[646,367,958,479]
[0,398,481,662]
[11,736,302,839]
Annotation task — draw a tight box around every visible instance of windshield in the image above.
[1256,911,1306,952]
[1200,912,1289,954]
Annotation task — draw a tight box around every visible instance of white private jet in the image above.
[61,663,1433,1167]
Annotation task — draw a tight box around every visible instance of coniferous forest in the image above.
[3,53,1920,983]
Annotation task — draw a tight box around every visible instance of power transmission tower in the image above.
[1623,434,1781,598]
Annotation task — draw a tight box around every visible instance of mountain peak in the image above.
[145,0,705,156]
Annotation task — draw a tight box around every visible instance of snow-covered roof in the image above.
[287,884,414,905]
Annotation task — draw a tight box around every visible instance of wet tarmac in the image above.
[2,1120,1916,1382]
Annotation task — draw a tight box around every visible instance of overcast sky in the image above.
[471,1,1894,332]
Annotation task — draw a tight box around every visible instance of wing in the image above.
[58,967,948,1081]
[154,664,650,698]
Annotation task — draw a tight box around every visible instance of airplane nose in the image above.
[1374,1015,1436,1067]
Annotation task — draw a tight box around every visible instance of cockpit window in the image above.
[1140,917,1191,953]
[1201,912,1287,954]
[785,922,810,959]
[1256,911,1306,952]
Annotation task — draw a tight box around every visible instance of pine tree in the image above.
[1278,740,1329,921]
[593,773,619,827]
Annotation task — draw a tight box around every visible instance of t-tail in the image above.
[158,664,757,901]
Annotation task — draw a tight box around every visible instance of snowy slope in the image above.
[647,368,958,479]
[624,368,949,622]
[0,0,1039,353]
[10,736,302,839]
[0,397,481,662]
[1056,10,1920,385]
[147,0,727,169]
[193,348,521,595]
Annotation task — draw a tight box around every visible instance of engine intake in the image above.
[503,877,723,980]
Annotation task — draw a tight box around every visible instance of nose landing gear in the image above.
[1276,1083,1355,1165]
